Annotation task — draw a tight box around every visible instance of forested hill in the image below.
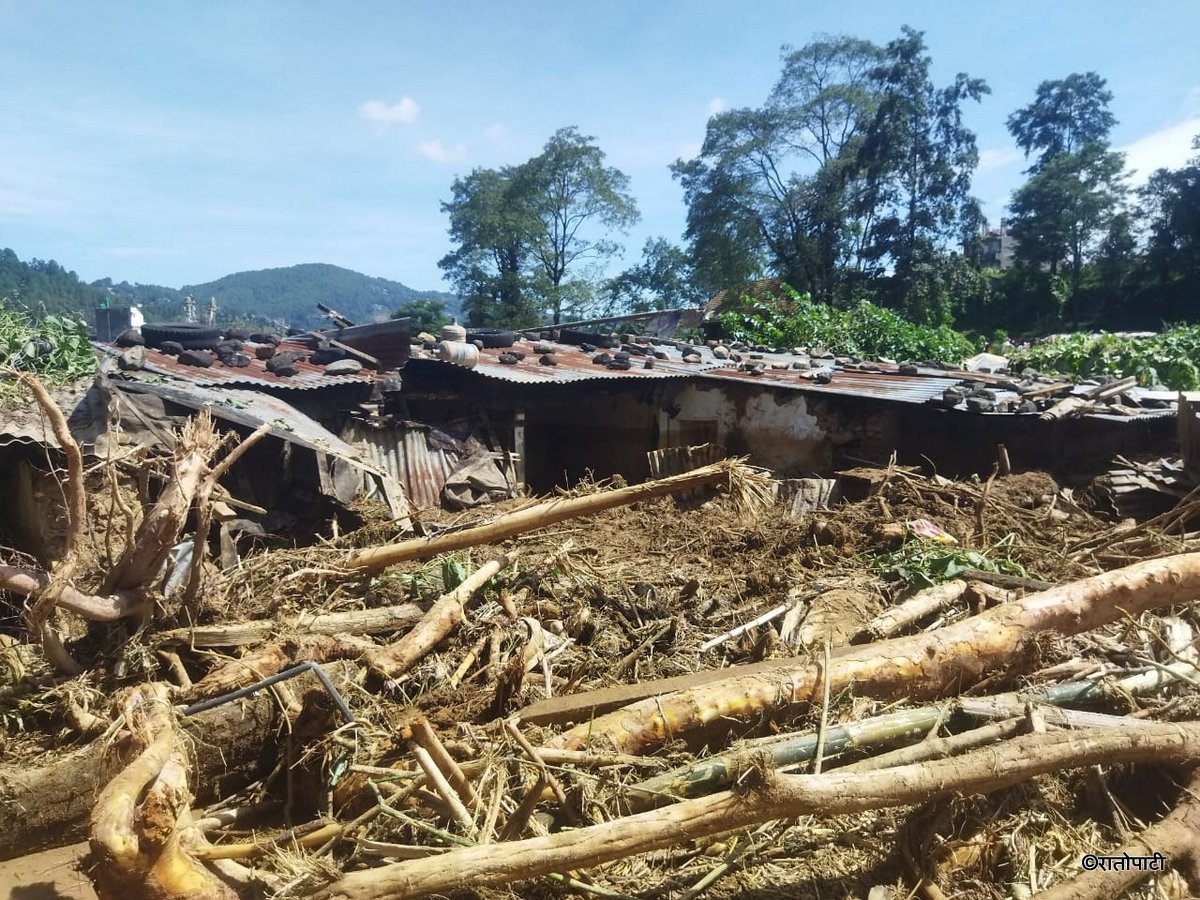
[0,249,458,330]
[105,263,459,329]
[0,248,110,316]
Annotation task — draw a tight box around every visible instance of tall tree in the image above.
[440,129,638,326]
[1005,72,1126,318]
[855,26,989,323]
[438,167,540,327]
[605,237,707,313]
[1137,135,1200,319]
[673,35,884,302]
[1006,72,1117,171]
[521,127,640,324]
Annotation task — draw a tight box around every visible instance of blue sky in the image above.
[2,0,1198,294]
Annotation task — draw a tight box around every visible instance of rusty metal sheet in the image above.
[340,421,458,510]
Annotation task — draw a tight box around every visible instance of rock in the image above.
[499,353,519,365]
[1017,400,1038,414]
[323,358,363,375]
[712,345,730,359]
[267,351,306,376]
[249,332,282,344]
[592,353,612,365]
[310,347,347,366]
[508,350,526,361]
[748,352,763,360]
[117,346,145,370]
[417,331,437,344]
[254,344,276,360]
[579,342,596,353]
[115,329,144,347]
[223,328,249,341]
[220,352,252,367]
[813,370,833,384]
[791,360,810,370]
[159,340,184,356]
[614,351,631,362]
[683,353,702,364]
[654,350,669,360]
[966,396,995,413]
[898,363,920,376]
[216,339,244,352]
[643,358,655,369]
[539,353,557,366]
[968,388,998,401]
[533,342,554,354]
[178,349,215,368]
[606,358,631,371]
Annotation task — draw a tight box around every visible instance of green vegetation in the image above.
[392,297,450,335]
[0,306,97,385]
[440,127,639,327]
[717,285,976,364]
[1009,327,1200,390]
[871,535,1029,590]
[0,249,110,317]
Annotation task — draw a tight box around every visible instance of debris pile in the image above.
[2,369,1200,900]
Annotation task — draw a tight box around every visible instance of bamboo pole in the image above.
[344,460,756,574]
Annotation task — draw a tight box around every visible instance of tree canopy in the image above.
[439,128,639,327]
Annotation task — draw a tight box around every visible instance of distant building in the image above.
[981,220,1016,270]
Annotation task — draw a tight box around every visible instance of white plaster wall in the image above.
[666,382,831,474]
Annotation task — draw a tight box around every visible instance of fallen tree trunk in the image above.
[364,552,516,679]
[155,601,428,648]
[552,552,1200,754]
[0,662,356,861]
[314,723,1200,900]
[344,459,771,574]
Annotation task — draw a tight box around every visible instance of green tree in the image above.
[1137,136,1200,319]
[855,27,990,322]
[605,237,707,313]
[438,167,541,328]
[673,35,883,302]
[1006,72,1117,171]
[392,297,449,335]
[521,127,640,324]
[438,129,638,327]
[1005,73,1127,319]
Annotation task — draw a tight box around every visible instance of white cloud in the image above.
[1118,116,1200,181]
[484,123,506,141]
[707,97,726,115]
[358,97,421,126]
[977,147,1023,174]
[415,139,467,163]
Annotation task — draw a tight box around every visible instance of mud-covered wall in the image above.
[667,382,903,476]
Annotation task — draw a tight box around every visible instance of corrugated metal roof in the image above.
[341,421,459,509]
[409,337,1178,419]
[408,338,705,385]
[97,340,374,390]
[696,364,958,404]
[409,338,961,403]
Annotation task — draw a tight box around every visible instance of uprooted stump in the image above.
[89,683,236,900]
